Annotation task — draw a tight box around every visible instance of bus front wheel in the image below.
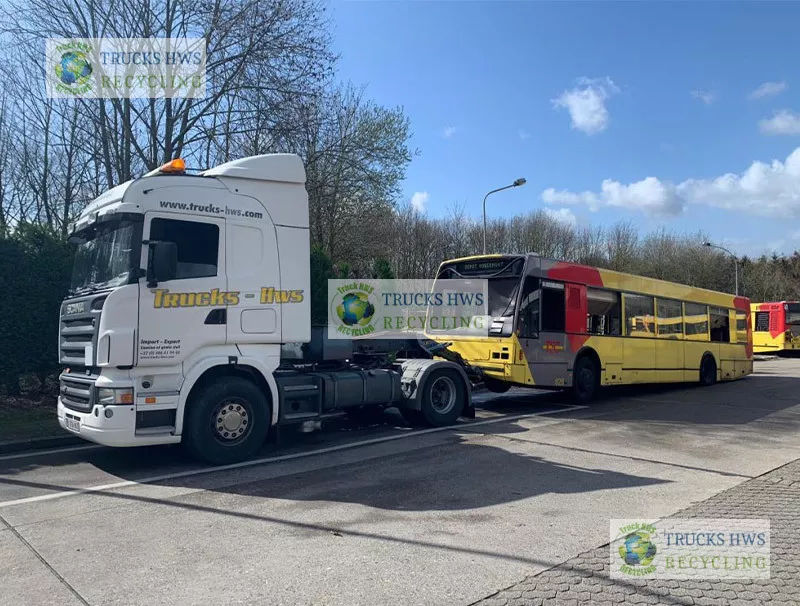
[699,355,717,386]
[571,356,598,404]
[483,378,511,393]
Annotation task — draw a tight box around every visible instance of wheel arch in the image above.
[177,358,278,435]
[573,346,601,379]
[700,350,719,376]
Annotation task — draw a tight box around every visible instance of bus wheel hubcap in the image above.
[578,368,593,393]
[430,376,457,415]
[214,402,249,441]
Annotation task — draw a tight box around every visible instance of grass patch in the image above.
[0,394,62,443]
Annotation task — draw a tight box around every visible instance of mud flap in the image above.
[397,358,473,416]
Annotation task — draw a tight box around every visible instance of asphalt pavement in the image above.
[1,358,799,606]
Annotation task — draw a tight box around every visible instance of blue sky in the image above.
[331,1,800,256]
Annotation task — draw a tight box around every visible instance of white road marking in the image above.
[0,405,585,510]
[0,444,103,462]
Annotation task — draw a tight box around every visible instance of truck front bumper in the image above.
[58,398,181,448]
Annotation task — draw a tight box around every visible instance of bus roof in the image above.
[440,253,748,310]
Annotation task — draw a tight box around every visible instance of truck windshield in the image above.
[69,218,142,295]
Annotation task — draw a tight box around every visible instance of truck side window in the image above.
[150,218,219,279]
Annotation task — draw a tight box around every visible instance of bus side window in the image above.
[541,283,565,333]
[736,311,748,343]
[517,276,540,338]
[656,298,683,338]
[684,302,709,339]
[586,288,621,336]
[624,293,655,337]
[710,307,730,342]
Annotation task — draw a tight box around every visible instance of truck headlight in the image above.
[97,387,134,405]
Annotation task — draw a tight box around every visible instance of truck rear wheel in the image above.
[184,377,270,465]
[420,369,466,426]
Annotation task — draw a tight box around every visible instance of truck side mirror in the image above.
[147,241,177,287]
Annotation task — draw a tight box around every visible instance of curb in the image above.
[0,434,84,456]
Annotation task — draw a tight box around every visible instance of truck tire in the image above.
[483,377,511,394]
[419,368,466,426]
[183,377,270,465]
[699,354,717,386]
[397,407,426,427]
[571,355,598,404]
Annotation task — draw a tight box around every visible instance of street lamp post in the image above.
[704,241,739,295]
[483,178,527,254]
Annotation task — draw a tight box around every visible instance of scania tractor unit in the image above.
[58,154,475,464]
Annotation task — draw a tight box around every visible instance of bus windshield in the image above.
[786,303,800,326]
[437,257,525,318]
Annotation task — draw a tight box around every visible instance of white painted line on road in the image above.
[0,404,585,510]
[0,444,103,462]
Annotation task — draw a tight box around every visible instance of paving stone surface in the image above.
[473,459,800,605]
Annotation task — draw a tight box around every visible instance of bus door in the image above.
[515,278,571,387]
[622,293,656,383]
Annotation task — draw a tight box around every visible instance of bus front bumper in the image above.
[58,398,181,448]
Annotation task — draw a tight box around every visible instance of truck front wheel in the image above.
[184,377,270,465]
[419,369,466,426]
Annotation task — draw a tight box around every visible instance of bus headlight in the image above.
[97,387,134,405]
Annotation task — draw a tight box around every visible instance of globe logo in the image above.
[55,50,93,87]
[336,291,375,327]
[619,531,657,567]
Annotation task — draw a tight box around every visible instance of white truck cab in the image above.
[58,154,472,463]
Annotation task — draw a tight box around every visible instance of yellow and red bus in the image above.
[432,254,753,402]
[751,301,800,353]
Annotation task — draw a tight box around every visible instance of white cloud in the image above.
[543,176,684,216]
[759,110,800,135]
[690,90,716,105]
[442,126,457,138]
[543,207,577,226]
[410,191,429,213]
[749,81,786,100]
[541,146,800,219]
[518,129,530,141]
[678,147,800,216]
[552,77,619,135]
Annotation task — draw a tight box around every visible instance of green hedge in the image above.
[0,225,74,394]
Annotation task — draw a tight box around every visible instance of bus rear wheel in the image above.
[571,356,598,404]
[699,355,717,386]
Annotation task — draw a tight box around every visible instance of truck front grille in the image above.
[59,373,96,412]
[59,294,107,366]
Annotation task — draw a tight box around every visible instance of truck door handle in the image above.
[204,309,227,325]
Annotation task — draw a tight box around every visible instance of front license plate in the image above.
[65,416,80,433]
